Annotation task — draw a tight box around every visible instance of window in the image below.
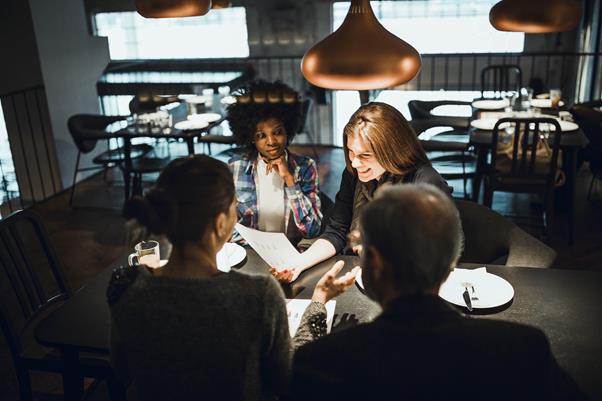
[94,8,249,60]
[0,103,19,212]
[333,1,524,54]
[331,0,524,145]
[333,90,479,146]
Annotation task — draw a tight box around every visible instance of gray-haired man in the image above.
[291,184,582,401]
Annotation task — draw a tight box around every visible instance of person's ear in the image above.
[362,245,385,279]
[214,212,228,239]
[366,246,385,280]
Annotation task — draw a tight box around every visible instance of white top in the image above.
[256,156,285,232]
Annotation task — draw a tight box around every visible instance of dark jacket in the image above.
[291,295,583,401]
[319,164,451,253]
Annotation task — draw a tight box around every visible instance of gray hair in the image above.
[360,183,463,293]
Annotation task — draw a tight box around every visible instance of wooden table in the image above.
[35,251,602,401]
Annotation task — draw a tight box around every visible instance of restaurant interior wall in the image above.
[28,0,111,191]
[0,0,62,211]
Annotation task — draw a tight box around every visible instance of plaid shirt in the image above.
[228,151,322,238]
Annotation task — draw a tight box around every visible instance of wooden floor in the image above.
[1,141,601,400]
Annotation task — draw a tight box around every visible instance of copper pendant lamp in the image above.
[211,0,231,9]
[135,0,212,18]
[301,0,421,90]
[489,0,582,33]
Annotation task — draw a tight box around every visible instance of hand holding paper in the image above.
[235,223,301,271]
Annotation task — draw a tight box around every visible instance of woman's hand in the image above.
[265,155,295,187]
[347,230,363,256]
[270,267,303,283]
[311,261,360,304]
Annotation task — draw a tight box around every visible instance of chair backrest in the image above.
[0,209,71,361]
[455,199,556,267]
[318,192,334,235]
[408,100,471,123]
[409,117,469,136]
[68,114,123,154]
[298,98,313,135]
[571,102,602,161]
[480,64,522,97]
[491,117,562,188]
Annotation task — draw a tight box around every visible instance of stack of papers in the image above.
[286,299,336,337]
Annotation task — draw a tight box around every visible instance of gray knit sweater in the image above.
[108,267,326,401]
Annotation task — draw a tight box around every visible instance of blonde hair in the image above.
[343,102,428,176]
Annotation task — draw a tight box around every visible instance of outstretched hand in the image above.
[311,261,360,304]
[270,267,303,284]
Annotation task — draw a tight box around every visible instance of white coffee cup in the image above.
[128,240,161,268]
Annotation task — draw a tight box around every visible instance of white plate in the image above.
[183,95,210,104]
[355,268,364,290]
[187,112,222,123]
[438,268,514,309]
[470,118,510,131]
[472,99,509,110]
[471,117,578,132]
[543,120,579,132]
[216,243,247,272]
[220,95,236,105]
[530,98,565,108]
[174,120,209,131]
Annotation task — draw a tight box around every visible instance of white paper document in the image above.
[235,223,300,270]
[286,299,336,337]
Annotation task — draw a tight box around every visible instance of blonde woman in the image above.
[271,102,451,283]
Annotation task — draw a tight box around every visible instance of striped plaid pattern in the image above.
[228,151,322,238]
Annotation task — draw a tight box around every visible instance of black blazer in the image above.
[290,296,583,401]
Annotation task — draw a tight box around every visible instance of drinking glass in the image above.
[128,240,161,268]
[550,89,562,108]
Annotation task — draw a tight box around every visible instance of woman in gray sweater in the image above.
[108,155,357,401]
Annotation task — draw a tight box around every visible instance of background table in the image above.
[104,102,229,198]
[35,250,602,401]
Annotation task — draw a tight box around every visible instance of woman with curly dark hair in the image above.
[227,80,322,244]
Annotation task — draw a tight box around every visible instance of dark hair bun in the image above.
[123,190,178,235]
[123,155,235,246]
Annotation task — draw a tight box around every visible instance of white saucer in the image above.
[220,95,236,105]
[174,120,209,131]
[470,118,511,131]
[472,99,509,110]
[187,112,222,123]
[216,243,247,272]
[438,268,514,309]
[530,98,565,108]
[471,117,578,132]
[182,95,210,104]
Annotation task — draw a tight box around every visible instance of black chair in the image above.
[484,117,563,235]
[318,191,335,235]
[408,99,472,123]
[571,100,602,200]
[456,199,556,268]
[68,114,153,207]
[0,209,123,401]
[128,94,179,115]
[480,64,522,98]
[409,116,476,198]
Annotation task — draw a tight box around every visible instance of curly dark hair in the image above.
[227,80,303,156]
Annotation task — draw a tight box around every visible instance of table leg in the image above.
[187,137,195,155]
[472,145,487,202]
[122,138,132,200]
[564,149,577,245]
[61,349,84,401]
